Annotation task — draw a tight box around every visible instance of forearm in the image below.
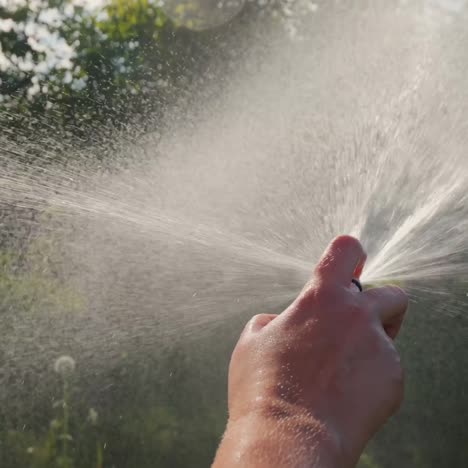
[213,411,344,468]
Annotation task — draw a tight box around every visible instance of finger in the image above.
[364,286,408,340]
[314,235,367,286]
[245,314,277,334]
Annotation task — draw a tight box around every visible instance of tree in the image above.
[0,0,216,141]
[1,0,319,144]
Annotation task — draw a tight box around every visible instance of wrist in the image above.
[214,400,345,468]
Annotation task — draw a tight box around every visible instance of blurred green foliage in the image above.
[0,248,84,315]
[0,0,238,142]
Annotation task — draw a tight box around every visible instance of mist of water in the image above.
[1,0,468,381]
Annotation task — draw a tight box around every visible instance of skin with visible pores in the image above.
[212,235,408,468]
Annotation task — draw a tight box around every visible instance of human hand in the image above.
[213,235,408,468]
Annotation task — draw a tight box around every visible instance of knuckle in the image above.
[239,315,261,339]
[246,314,266,330]
[243,313,275,335]
[251,313,268,323]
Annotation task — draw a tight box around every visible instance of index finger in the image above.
[314,235,367,286]
[365,285,409,339]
